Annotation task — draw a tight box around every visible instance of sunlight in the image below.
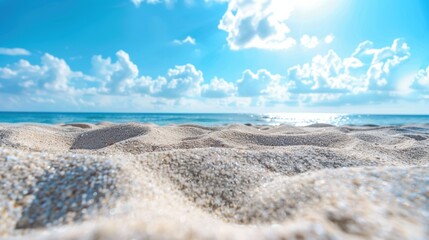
[1,0,429,239]
[261,113,348,126]
[291,0,339,12]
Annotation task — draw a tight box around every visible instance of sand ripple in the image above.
[0,123,428,239]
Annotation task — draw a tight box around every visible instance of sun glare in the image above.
[292,0,339,12]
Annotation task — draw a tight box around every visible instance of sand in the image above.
[0,122,428,239]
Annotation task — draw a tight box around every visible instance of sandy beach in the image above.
[0,122,428,239]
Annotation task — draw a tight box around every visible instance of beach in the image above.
[0,122,428,239]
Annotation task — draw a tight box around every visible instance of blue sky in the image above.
[0,0,428,113]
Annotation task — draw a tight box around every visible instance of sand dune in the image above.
[0,123,428,239]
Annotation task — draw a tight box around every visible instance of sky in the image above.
[0,0,428,113]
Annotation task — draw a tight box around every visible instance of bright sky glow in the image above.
[0,0,428,113]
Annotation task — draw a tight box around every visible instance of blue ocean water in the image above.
[0,112,429,126]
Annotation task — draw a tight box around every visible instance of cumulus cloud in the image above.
[91,50,139,94]
[0,50,209,102]
[173,36,196,45]
[236,69,289,100]
[412,66,429,92]
[91,52,204,98]
[0,53,85,94]
[300,35,319,49]
[288,50,367,94]
[415,66,429,86]
[0,40,424,111]
[0,48,31,56]
[135,0,328,52]
[152,64,204,98]
[288,38,411,97]
[202,77,236,98]
[324,34,335,44]
[218,0,296,50]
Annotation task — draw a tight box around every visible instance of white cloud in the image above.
[288,50,367,94]
[324,34,335,44]
[0,40,424,111]
[91,50,139,94]
[218,0,296,50]
[300,35,319,49]
[0,53,85,94]
[121,63,205,98]
[134,0,330,52]
[364,39,410,89]
[131,0,176,7]
[217,1,339,51]
[41,54,75,91]
[412,66,429,90]
[237,69,288,99]
[173,36,196,45]
[0,50,208,102]
[0,48,31,56]
[131,0,143,7]
[153,64,204,98]
[131,0,160,7]
[202,77,236,98]
[287,38,411,101]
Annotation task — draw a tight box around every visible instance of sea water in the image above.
[0,112,429,126]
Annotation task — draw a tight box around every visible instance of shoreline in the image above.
[1,121,429,127]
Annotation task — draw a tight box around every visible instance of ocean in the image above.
[0,112,429,126]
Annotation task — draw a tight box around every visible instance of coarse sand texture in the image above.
[0,123,428,239]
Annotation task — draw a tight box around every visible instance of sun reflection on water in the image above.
[260,113,350,126]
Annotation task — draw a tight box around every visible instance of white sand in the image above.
[0,123,428,239]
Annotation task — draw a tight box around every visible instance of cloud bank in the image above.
[0,39,427,111]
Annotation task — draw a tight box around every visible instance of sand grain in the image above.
[0,123,428,239]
